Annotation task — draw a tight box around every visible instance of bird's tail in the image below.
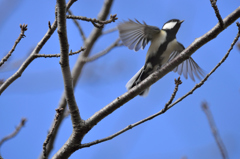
[126,67,150,97]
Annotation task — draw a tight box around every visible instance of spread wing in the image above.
[117,19,160,51]
[168,42,205,81]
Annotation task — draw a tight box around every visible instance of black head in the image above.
[162,19,184,35]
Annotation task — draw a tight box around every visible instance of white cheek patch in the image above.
[162,22,177,30]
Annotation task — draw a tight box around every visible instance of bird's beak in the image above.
[180,20,184,24]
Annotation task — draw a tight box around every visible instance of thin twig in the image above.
[83,38,122,62]
[79,78,182,148]
[48,21,51,29]
[162,77,182,112]
[165,22,240,111]
[66,14,118,28]
[0,24,27,67]
[0,118,27,147]
[34,47,85,58]
[210,0,224,28]
[0,0,78,96]
[68,10,86,41]
[43,108,64,159]
[202,102,228,159]
[102,27,118,35]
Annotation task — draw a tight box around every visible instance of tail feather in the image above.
[126,66,151,97]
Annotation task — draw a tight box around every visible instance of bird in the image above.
[117,19,205,96]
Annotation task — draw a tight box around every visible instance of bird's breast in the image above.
[160,39,179,65]
[147,30,167,55]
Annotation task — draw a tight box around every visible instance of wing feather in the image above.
[118,19,160,51]
[168,42,205,81]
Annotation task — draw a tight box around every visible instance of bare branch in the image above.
[66,14,118,28]
[0,24,27,67]
[79,78,181,148]
[56,0,83,126]
[43,108,64,159]
[68,10,86,41]
[83,38,122,62]
[34,47,85,58]
[210,0,224,27]
[162,77,182,112]
[0,118,27,147]
[85,7,240,132]
[48,21,51,29]
[0,0,78,95]
[202,102,228,159]
[50,0,114,158]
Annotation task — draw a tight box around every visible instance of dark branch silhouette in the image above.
[42,108,64,159]
[34,47,85,58]
[0,24,27,67]
[210,0,224,27]
[67,14,118,28]
[0,118,27,148]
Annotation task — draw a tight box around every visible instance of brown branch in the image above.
[162,77,182,113]
[67,10,86,41]
[42,108,64,159]
[0,0,78,95]
[83,38,122,62]
[85,7,240,133]
[49,0,114,158]
[0,118,27,147]
[210,0,224,27]
[0,24,27,67]
[34,47,85,58]
[202,102,228,159]
[66,14,118,28]
[79,78,182,148]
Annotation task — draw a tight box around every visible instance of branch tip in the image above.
[48,21,51,29]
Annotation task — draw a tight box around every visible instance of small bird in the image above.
[117,19,204,96]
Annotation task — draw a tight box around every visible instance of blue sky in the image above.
[0,0,240,159]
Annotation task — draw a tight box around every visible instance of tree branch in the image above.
[83,38,122,62]
[210,0,224,27]
[202,102,228,159]
[50,0,114,158]
[34,47,85,58]
[0,24,27,67]
[0,118,27,148]
[0,0,78,95]
[67,10,86,41]
[66,14,118,28]
[85,7,240,131]
[42,108,64,159]
[79,78,182,148]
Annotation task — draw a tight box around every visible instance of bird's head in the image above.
[162,19,184,34]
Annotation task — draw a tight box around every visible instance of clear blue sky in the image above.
[0,0,240,159]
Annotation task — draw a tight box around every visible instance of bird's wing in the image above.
[168,42,205,81]
[117,19,160,51]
